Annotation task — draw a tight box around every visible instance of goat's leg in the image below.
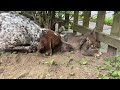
[49,40,52,56]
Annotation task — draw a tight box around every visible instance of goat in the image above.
[37,30,74,56]
[79,28,101,56]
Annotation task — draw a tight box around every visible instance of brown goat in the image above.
[79,29,101,56]
[37,29,74,56]
[37,30,62,56]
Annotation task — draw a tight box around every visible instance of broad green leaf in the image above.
[99,65,107,70]
[100,74,109,79]
[81,60,87,65]
[109,69,114,74]
[81,16,84,19]
[104,60,111,66]
[111,71,118,77]
[118,71,120,76]
[44,61,49,64]
[103,76,109,79]
[115,55,120,60]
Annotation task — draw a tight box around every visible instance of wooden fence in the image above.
[55,11,120,56]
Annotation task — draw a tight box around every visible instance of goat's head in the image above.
[79,29,101,56]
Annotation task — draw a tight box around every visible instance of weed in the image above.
[41,59,57,66]
[76,58,88,65]
[97,54,120,79]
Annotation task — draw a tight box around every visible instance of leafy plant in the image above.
[97,55,120,79]
[99,74,109,79]
[81,60,88,65]
[41,59,57,66]
[104,17,113,25]
[90,16,113,25]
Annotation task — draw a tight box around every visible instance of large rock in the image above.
[0,12,45,52]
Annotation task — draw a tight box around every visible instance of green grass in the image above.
[91,16,113,26]
[97,54,120,79]
[80,16,113,26]
[104,17,113,25]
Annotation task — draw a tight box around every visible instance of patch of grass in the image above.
[76,58,88,65]
[76,60,81,65]
[90,16,97,22]
[104,17,113,25]
[41,59,57,66]
[97,55,120,79]
[90,16,113,26]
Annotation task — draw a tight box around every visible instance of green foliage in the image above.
[114,11,120,16]
[90,16,113,25]
[81,60,88,65]
[41,59,57,66]
[104,17,113,25]
[76,59,88,65]
[68,23,72,29]
[97,54,120,79]
[90,16,97,22]
[66,11,74,15]
[99,74,109,79]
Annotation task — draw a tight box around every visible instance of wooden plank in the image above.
[96,11,106,32]
[83,11,91,27]
[73,11,79,35]
[107,12,120,55]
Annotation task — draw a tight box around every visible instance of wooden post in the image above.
[73,11,79,35]
[65,11,69,29]
[83,11,91,28]
[95,11,106,49]
[107,12,120,55]
[96,11,106,32]
[50,11,55,31]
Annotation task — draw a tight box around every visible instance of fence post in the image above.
[73,11,79,35]
[107,12,120,55]
[65,11,69,29]
[50,11,55,31]
[83,11,91,28]
[96,11,106,32]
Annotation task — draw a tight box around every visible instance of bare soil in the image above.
[0,36,109,79]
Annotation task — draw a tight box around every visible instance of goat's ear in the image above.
[90,27,96,35]
[79,36,86,49]
[89,28,97,39]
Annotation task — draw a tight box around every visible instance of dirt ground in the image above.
[0,36,109,79]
